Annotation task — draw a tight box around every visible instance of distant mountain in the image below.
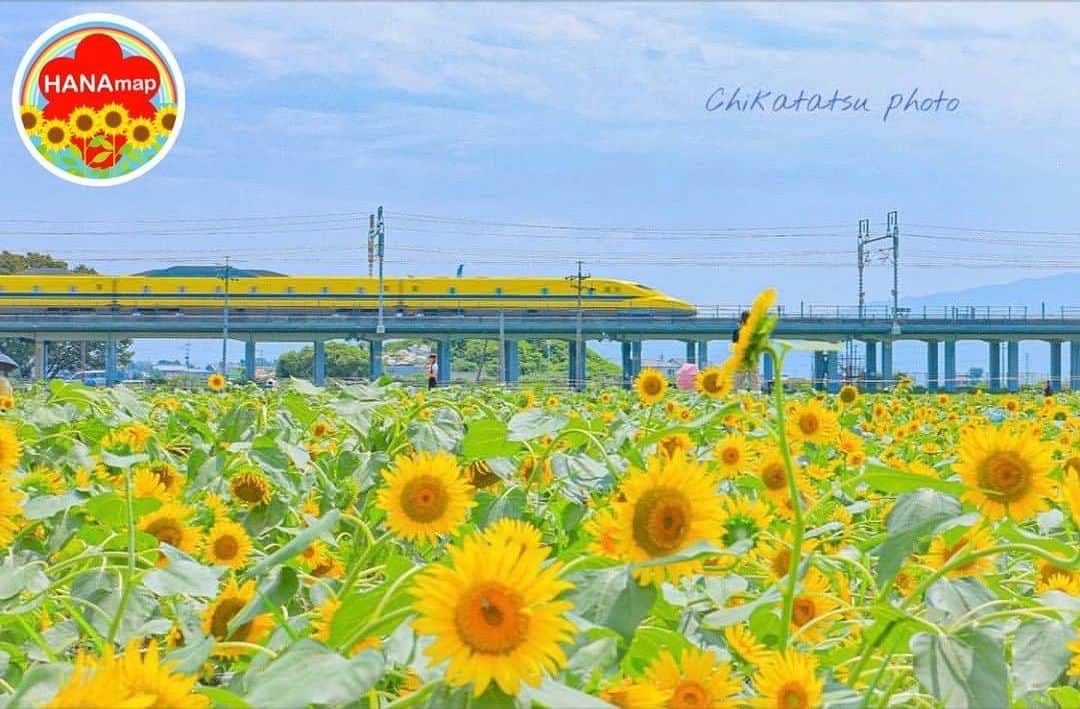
[900,272,1080,311]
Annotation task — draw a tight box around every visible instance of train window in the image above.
[448,287,456,295]
[321,286,329,295]
[249,286,258,294]
[356,287,364,294]
[495,287,503,295]
[587,287,595,295]
[540,287,549,295]
[411,285,419,292]
[32,285,40,293]
[214,286,222,294]
[178,286,186,294]
[287,287,295,294]
[69,286,77,293]
[142,286,150,294]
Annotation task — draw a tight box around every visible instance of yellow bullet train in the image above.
[0,267,696,316]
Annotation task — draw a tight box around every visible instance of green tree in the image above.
[276,341,369,380]
[0,252,133,377]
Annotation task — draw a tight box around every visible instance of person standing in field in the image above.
[426,354,439,389]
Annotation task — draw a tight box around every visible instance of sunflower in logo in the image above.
[39,120,72,152]
[67,106,100,139]
[98,103,130,135]
[18,105,43,135]
[126,117,157,150]
[154,105,179,135]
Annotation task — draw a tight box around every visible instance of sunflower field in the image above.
[1,292,1080,708]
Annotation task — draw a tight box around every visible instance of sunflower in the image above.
[717,495,773,550]
[728,288,778,372]
[67,106,100,139]
[411,529,576,696]
[19,104,43,135]
[611,451,724,585]
[124,117,157,150]
[837,384,859,406]
[756,531,819,581]
[786,399,839,447]
[1069,636,1080,679]
[99,102,129,135]
[724,623,770,666]
[207,373,227,391]
[376,450,475,544]
[20,465,65,495]
[586,507,621,559]
[154,104,179,135]
[644,647,741,709]
[516,388,537,409]
[635,368,669,405]
[713,434,752,478]
[139,503,202,555]
[599,678,672,708]
[310,597,381,655]
[39,120,71,152]
[1063,471,1080,529]
[953,424,1055,521]
[756,453,792,505]
[482,517,544,553]
[203,492,231,521]
[749,650,823,709]
[0,478,25,549]
[923,524,997,579]
[205,519,253,569]
[137,461,184,497]
[46,637,209,709]
[0,395,13,411]
[658,432,694,460]
[230,470,272,507]
[130,468,168,500]
[695,364,733,400]
[310,420,333,438]
[788,569,841,644]
[519,455,554,486]
[202,578,274,657]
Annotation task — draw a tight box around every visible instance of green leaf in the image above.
[165,635,215,675]
[1011,618,1073,699]
[1049,687,1080,709]
[243,641,384,706]
[519,677,613,708]
[22,491,86,520]
[197,687,252,709]
[775,339,844,352]
[0,564,49,600]
[507,409,567,441]
[484,486,526,526]
[328,556,415,649]
[996,519,1076,559]
[633,539,750,570]
[462,418,522,459]
[90,151,112,164]
[143,545,224,598]
[407,409,464,453]
[924,577,998,624]
[850,461,964,496]
[101,451,149,469]
[243,510,340,579]
[84,493,161,527]
[622,626,692,674]
[227,566,298,637]
[567,566,657,641]
[702,585,783,629]
[7,663,72,708]
[910,628,1006,709]
[876,489,961,586]
[565,636,619,684]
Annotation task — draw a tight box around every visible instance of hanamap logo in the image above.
[12,13,185,186]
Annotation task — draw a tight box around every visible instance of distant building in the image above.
[641,358,682,378]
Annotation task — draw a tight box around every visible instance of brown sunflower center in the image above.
[702,372,722,393]
[454,581,528,654]
[104,111,123,128]
[21,112,37,129]
[672,681,709,709]
[161,112,176,130]
[213,534,240,560]
[632,487,691,556]
[778,682,810,709]
[209,597,250,641]
[152,464,177,489]
[399,474,449,523]
[761,463,787,490]
[75,114,94,131]
[772,548,792,577]
[977,451,1032,502]
[798,413,820,436]
[144,518,183,547]
[46,127,65,144]
[132,125,151,142]
[791,597,817,626]
[232,475,269,504]
[721,446,741,465]
[839,387,857,403]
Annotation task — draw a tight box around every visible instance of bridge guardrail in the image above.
[694,304,1040,321]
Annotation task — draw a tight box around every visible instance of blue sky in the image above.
[1,2,1078,373]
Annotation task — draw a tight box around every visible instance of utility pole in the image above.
[857,218,869,319]
[565,260,591,391]
[376,206,386,335]
[220,256,232,376]
[889,210,899,333]
[856,212,900,334]
[367,214,375,278]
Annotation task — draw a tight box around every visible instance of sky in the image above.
[1,2,1078,374]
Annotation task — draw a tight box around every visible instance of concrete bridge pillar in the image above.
[631,341,642,383]
[33,338,48,381]
[881,341,893,388]
[685,341,696,365]
[926,340,939,392]
[944,340,956,393]
[1049,341,1062,391]
[825,351,840,393]
[812,351,826,391]
[245,340,256,381]
[313,340,326,386]
[864,341,877,391]
[502,339,519,384]
[369,340,383,380]
[621,342,632,389]
[1007,341,1020,392]
[567,340,586,390]
[437,340,452,385]
[988,341,1001,392]
[105,338,118,386]
[696,341,708,367]
[1071,341,1080,390]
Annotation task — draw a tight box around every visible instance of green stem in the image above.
[107,464,139,644]
[770,346,805,649]
[383,681,439,709]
